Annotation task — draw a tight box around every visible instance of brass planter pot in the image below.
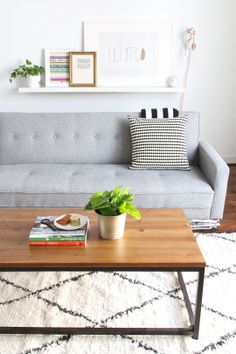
[96,213,126,240]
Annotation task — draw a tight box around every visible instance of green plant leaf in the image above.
[120,205,141,220]
[98,207,120,216]
[84,200,93,210]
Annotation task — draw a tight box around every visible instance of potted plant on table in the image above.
[9,59,45,88]
[85,186,141,239]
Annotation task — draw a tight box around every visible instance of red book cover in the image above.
[29,240,86,246]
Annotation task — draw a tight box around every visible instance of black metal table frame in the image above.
[0,266,205,339]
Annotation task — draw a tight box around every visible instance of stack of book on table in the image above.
[190,219,220,230]
[29,215,89,246]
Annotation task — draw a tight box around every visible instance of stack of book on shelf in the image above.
[29,215,89,246]
[190,219,220,230]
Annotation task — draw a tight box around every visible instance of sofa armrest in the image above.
[198,141,230,219]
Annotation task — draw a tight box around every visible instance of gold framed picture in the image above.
[69,52,96,87]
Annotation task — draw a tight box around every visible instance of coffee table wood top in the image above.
[0,208,205,270]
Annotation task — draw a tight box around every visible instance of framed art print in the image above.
[84,22,173,86]
[45,48,75,87]
[69,52,96,87]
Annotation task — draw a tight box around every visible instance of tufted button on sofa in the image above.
[0,112,229,220]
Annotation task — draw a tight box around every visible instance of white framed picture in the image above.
[84,22,173,87]
[44,48,75,87]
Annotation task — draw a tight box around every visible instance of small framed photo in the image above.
[45,48,75,87]
[69,52,96,87]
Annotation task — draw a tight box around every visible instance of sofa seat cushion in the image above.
[0,164,213,215]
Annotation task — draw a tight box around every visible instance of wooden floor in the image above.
[217,164,236,232]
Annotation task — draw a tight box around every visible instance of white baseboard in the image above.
[223,156,236,164]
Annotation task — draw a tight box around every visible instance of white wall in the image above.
[0,0,235,162]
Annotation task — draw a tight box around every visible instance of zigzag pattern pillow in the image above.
[128,116,190,170]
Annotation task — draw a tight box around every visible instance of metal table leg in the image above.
[193,268,205,339]
[178,268,205,339]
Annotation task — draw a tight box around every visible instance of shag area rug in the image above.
[0,232,235,354]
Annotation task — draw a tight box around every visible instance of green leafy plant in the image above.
[85,186,141,220]
[9,59,45,82]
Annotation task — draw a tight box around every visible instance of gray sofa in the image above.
[0,112,229,220]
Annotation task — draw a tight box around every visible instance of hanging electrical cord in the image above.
[179,27,196,111]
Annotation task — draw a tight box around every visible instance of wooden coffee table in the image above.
[0,208,205,339]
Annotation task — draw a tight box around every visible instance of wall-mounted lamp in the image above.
[186,27,196,55]
[179,27,197,110]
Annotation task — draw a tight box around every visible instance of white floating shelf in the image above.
[18,86,185,93]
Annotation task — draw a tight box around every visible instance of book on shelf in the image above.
[29,215,89,246]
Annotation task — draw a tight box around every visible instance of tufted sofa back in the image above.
[0,112,199,165]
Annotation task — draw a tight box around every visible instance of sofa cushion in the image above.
[0,112,199,165]
[0,164,213,218]
[0,112,133,165]
[128,116,190,170]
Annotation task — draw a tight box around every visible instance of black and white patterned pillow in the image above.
[141,108,179,118]
[128,116,190,170]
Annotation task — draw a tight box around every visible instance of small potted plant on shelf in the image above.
[9,59,45,88]
[85,186,141,240]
